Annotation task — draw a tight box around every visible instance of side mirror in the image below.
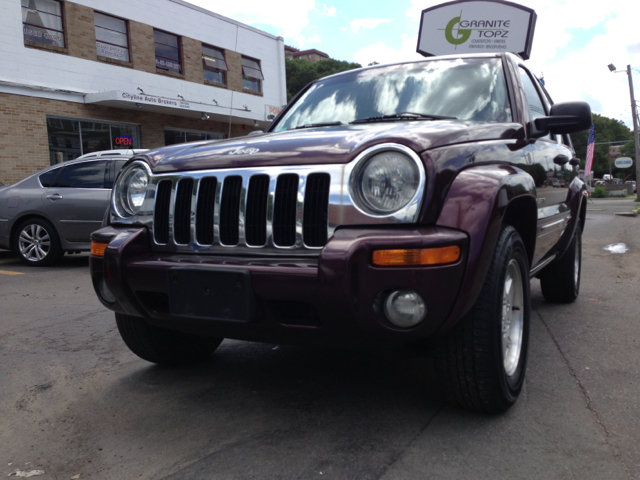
[553,154,569,166]
[534,101,592,136]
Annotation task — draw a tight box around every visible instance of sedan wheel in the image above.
[13,219,63,266]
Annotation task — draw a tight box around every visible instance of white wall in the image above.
[0,0,286,122]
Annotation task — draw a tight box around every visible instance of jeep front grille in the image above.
[151,168,333,253]
[113,145,427,256]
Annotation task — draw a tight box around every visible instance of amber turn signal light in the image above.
[91,241,109,257]
[372,246,461,267]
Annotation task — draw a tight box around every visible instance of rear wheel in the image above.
[539,221,582,303]
[435,225,530,413]
[115,313,223,366]
[13,218,63,266]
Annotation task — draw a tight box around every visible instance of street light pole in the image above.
[626,65,640,200]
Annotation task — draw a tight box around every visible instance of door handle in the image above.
[45,194,63,200]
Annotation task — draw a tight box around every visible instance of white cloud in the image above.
[307,33,321,44]
[349,18,393,34]
[405,0,443,21]
[184,0,315,39]
[340,26,347,32]
[322,4,336,17]
[353,37,424,67]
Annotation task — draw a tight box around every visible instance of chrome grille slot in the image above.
[196,177,217,245]
[245,175,270,246]
[154,180,172,244]
[303,173,330,247]
[174,178,194,245]
[219,176,242,246]
[273,174,299,247]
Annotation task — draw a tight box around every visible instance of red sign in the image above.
[115,136,133,146]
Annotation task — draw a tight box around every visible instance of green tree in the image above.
[571,113,635,180]
[285,58,362,101]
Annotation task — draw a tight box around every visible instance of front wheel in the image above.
[435,225,530,413]
[115,313,223,366]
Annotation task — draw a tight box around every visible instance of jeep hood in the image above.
[142,121,523,173]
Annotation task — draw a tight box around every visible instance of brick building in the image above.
[0,0,287,185]
[284,46,329,63]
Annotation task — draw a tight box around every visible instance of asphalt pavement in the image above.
[1,199,639,479]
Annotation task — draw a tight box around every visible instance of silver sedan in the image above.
[0,155,132,266]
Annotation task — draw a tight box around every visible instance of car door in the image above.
[41,160,110,243]
[517,66,574,266]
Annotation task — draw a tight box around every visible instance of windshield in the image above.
[273,57,512,132]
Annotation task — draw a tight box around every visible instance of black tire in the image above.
[115,313,223,366]
[435,225,531,413]
[539,221,582,303]
[13,218,63,266]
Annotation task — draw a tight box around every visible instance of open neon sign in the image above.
[115,136,133,146]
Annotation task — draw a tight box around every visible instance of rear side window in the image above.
[39,168,61,187]
[57,161,108,188]
[105,160,129,189]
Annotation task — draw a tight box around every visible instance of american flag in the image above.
[584,124,595,178]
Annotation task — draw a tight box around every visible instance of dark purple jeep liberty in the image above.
[90,52,591,412]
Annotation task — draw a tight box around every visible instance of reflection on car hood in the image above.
[141,121,523,174]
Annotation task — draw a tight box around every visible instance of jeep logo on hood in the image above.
[228,147,260,155]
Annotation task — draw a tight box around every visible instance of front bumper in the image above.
[90,226,468,349]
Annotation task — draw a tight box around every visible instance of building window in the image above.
[202,45,227,84]
[241,56,264,92]
[95,12,129,62]
[46,116,141,165]
[21,0,65,48]
[154,29,181,74]
[164,128,225,146]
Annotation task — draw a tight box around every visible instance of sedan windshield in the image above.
[273,57,512,132]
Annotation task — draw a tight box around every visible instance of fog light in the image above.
[98,275,116,304]
[383,290,426,328]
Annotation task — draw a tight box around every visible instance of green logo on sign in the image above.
[445,15,471,45]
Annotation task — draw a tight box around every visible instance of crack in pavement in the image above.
[374,404,445,480]
[535,309,633,480]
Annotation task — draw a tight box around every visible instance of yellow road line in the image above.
[0,270,24,275]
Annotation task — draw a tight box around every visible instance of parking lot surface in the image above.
[1,198,639,479]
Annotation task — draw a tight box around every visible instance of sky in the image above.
[187,0,640,130]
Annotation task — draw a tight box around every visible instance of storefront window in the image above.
[203,45,227,84]
[154,29,181,74]
[241,56,264,92]
[46,117,141,165]
[95,12,129,62]
[21,0,65,48]
[164,128,224,146]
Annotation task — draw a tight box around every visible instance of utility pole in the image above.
[627,65,640,200]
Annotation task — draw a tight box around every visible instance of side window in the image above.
[105,160,128,189]
[57,161,108,189]
[518,67,550,140]
[39,168,61,188]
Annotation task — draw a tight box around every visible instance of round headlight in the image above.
[354,151,420,214]
[114,164,149,217]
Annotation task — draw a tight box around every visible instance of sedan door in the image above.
[42,160,110,244]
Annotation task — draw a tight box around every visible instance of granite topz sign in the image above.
[417,0,537,59]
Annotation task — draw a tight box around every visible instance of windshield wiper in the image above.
[350,112,457,124]
[293,122,344,130]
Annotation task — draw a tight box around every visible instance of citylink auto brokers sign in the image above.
[417,0,537,59]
